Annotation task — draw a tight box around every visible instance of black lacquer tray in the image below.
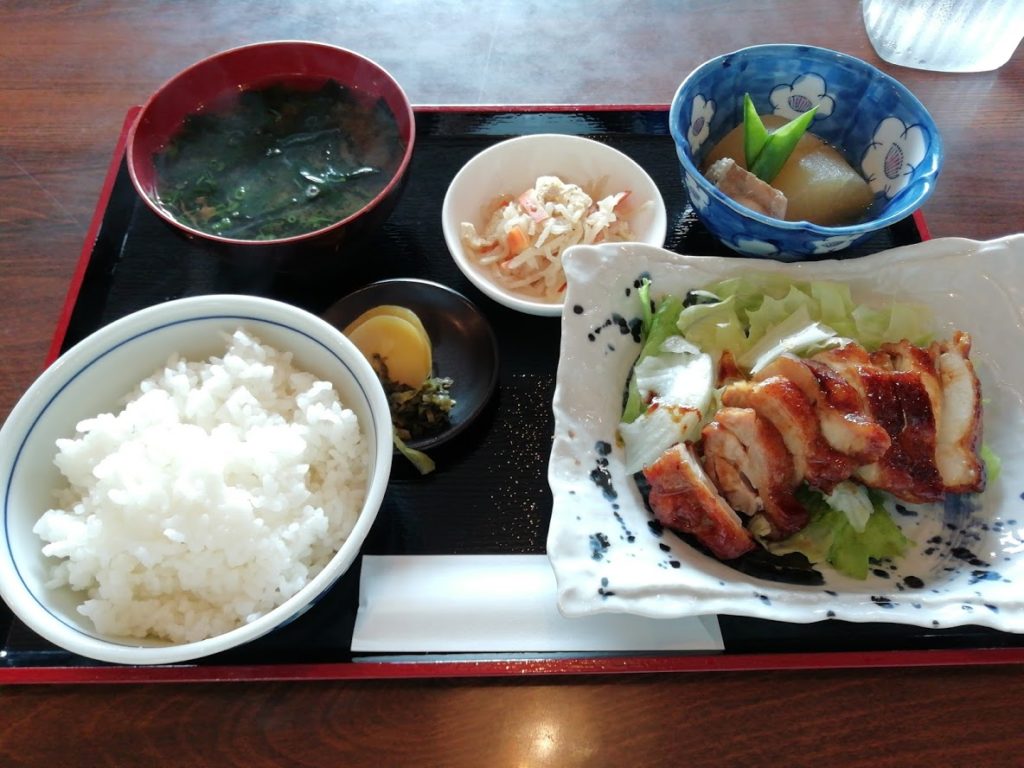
[3,106,1021,683]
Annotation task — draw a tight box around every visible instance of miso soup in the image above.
[152,79,405,241]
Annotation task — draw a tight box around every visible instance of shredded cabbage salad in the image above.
[460,175,636,303]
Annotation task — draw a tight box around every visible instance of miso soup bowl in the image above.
[669,44,942,260]
[126,40,415,272]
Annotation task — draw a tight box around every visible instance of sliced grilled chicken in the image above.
[707,407,808,539]
[814,340,950,503]
[878,339,944,428]
[701,420,760,516]
[853,366,945,503]
[721,377,857,493]
[935,332,985,493]
[643,442,756,560]
[811,343,873,396]
[757,354,891,465]
[641,331,985,561]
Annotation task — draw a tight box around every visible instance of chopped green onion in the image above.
[749,105,818,183]
[743,93,768,169]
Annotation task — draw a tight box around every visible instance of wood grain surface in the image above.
[2,1,1023,766]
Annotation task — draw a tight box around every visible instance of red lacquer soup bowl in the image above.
[127,40,415,272]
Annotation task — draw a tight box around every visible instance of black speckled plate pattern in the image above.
[3,107,1019,675]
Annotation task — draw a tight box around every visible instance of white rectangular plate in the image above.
[547,236,1024,632]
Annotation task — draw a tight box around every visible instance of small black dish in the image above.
[321,278,499,451]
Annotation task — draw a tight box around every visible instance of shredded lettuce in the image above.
[638,277,654,337]
[619,350,713,474]
[622,292,685,424]
[768,486,910,580]
[620,284,715,473]
[745,285,825,342]
[675,294,749,356]
[821,481,874,533]
[737,305,842,375]
[675,277,934,370]
[981,443,1002,483]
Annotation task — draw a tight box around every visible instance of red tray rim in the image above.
[3,646,1023,685]
[7,104,986,687]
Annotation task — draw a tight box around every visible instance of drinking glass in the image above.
[862,0,1024,72]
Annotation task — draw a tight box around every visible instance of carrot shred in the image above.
[506,226,529,256]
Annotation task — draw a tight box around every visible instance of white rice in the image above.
[33,329,368,644]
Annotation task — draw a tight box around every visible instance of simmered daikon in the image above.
[703,115,873,226]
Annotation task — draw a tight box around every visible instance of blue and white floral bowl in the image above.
[669,44,942,260]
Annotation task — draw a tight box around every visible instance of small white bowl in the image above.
[441,133,668,316]
[0,295,392,665]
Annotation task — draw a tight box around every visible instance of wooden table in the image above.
[1,2,1022,765]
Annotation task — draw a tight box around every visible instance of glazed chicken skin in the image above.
[852,361,945,503]
[643,442,756,560]
[811,335,985,504]
[755,354,891,465]
[721,376,857,493]
[637,332,985,561]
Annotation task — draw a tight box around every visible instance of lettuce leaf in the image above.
[622,292,685,423]
[678,277,933,367]
[619,342,714,474]
[638,277,654,337]
[737,304,842,375]
[821,481,874,533]
[675,295,750,358]
[981,443,1002,483]
[769,486,910,579]
[620,285,715,473]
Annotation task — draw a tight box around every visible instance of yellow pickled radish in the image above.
[346,314,432,388]
[343,305,431,351]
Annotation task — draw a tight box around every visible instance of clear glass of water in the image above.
[862,0,1024,72]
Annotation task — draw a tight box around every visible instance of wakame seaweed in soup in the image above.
[152,79,404,240]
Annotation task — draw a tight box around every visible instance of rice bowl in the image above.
[0,295,392,665]
[35,328,368,643]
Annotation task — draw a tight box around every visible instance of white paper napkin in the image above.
[351,554,723,654]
